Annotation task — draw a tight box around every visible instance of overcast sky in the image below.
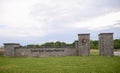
[0,0,120,46]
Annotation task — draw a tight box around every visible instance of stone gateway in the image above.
[3,33,114,57]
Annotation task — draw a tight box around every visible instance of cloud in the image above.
[30,0,120,32]
[0,0,120,45]
[72,11,120,30]
[0,0,47,37]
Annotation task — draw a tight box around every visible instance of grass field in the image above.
[0,50,120,73]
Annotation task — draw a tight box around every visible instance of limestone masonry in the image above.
[78,34,90,56]
[4,33,114,57]
[99,33,114,56]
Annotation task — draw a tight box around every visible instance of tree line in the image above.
[27,39,120,49]
[27,41,75,48]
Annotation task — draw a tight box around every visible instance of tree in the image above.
[54,41,61,48]
[90,40,98,49]
[40,42,54,48]
[25,39,120,49]
[27,44,40,48]
[114,39,120,49]
[40,41,71,48]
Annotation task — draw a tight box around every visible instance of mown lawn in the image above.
[0,50,120,73]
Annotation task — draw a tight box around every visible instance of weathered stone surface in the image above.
[4,43,77,57]
[75,40,79,56]
[99,33,114,56]
[4,43,20,57]
[78,34,90,56]
[14,48,76,57]
[75,40,78,49]
[3,33,114,57]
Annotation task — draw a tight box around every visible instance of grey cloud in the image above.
[92,0,120,8]
[30,0,120,30]
[0,0,120,46]
[114,23,120,25]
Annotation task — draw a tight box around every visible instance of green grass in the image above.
[0,50,120,73]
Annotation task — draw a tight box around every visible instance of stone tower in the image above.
[4,43,20,57]
[75,40,79,56]
[78,34,90,56]
[99,33,114,56]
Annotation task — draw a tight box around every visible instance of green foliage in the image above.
[40,41,74,48]
[90,40,98,49]
[40,42,54,48]
[40,41,61,48]
[26,39,120,49]
[54,41,62,48]
[90,39,120,49]
[114,39,120,49]
[27,44,40,48]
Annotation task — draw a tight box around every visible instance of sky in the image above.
[0,0,120,46]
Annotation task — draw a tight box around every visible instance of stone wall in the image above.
[3,33,114,57]
[12,47,76,57]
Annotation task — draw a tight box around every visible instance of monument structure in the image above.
[3,44,76,57]
[3,33,114,57]
[99,33,114,56]
[78,34,90,56]
[4,43,20,56]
